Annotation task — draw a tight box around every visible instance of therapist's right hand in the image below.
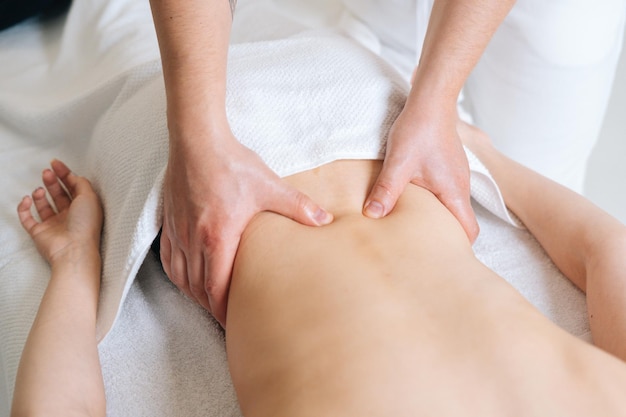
[160,123,333,327]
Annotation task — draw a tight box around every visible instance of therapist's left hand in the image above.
[363,104,479,243]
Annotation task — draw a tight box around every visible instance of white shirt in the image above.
[341,0,417,53]
[339,0,474,121]
[339,0,434,78]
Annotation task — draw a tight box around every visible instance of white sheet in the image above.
[0,1,589,415]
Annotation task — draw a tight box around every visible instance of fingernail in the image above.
[364,201,385,219]
[313,208,332,226]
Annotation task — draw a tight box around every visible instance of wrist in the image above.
[407,65,462,109]
[50,244,101,275]
[164,67,228,131]
[401,90,458,126]
[167,94,228,130]
[167,108,233,148]
[48,248,101,315]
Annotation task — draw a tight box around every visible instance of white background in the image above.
[586,29,626,224]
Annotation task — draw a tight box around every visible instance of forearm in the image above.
[149,0,234,139]
[409,0,515,110]
[473,144,620,289]
[472,143,626,358]
[11,250,105,417]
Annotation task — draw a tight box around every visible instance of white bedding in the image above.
[0,0,589,416]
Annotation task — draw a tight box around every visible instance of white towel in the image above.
[86,31,526,342]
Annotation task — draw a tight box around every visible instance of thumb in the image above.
[440,193,480,243]
[363,164,408,219]
[270,183,333,226]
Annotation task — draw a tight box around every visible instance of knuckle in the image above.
[292,192,310,215]
[167,268,185,287]
[165,224,190,249]
[204,279,220,298]
[205,279,228,307]
[373,179,397,199]
[188,280,205,296]
[198,227,224,250]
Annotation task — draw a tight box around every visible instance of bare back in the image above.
[226,160,626,417]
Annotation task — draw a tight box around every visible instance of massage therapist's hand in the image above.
[160,123,333,326]
[361,0,517,243]
[363,104,479,243]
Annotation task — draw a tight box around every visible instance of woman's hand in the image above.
[17,159,103,266]
[160,125,332,327]
[362,0,516,243]
[149,0,333,327]
[364,105,479,243]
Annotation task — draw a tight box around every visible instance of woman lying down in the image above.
[11,116,626,416]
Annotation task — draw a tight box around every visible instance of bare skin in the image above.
[12,123,626,415]
[457,121,626,360]
[364,0,517,242]
[148,0,517,324]
[226,129,626,416]
[12,160,105,417]
[149,0,332,326]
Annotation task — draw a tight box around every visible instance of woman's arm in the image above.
[149,0,232,131]
[11,161,105,417]
[459,122,626,360]
[149,0,331,326]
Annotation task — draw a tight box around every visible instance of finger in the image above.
[159,228,173,278]
[268,183,333,227]
[363,162,410,219]
[17,196,38,233]
[187,249,211,312]
[50,159,87,197]
[42,168,71,211]
[32,187,56,221]
[439,192,480,243]
[169,244,192,301]
[204,236,239,327]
